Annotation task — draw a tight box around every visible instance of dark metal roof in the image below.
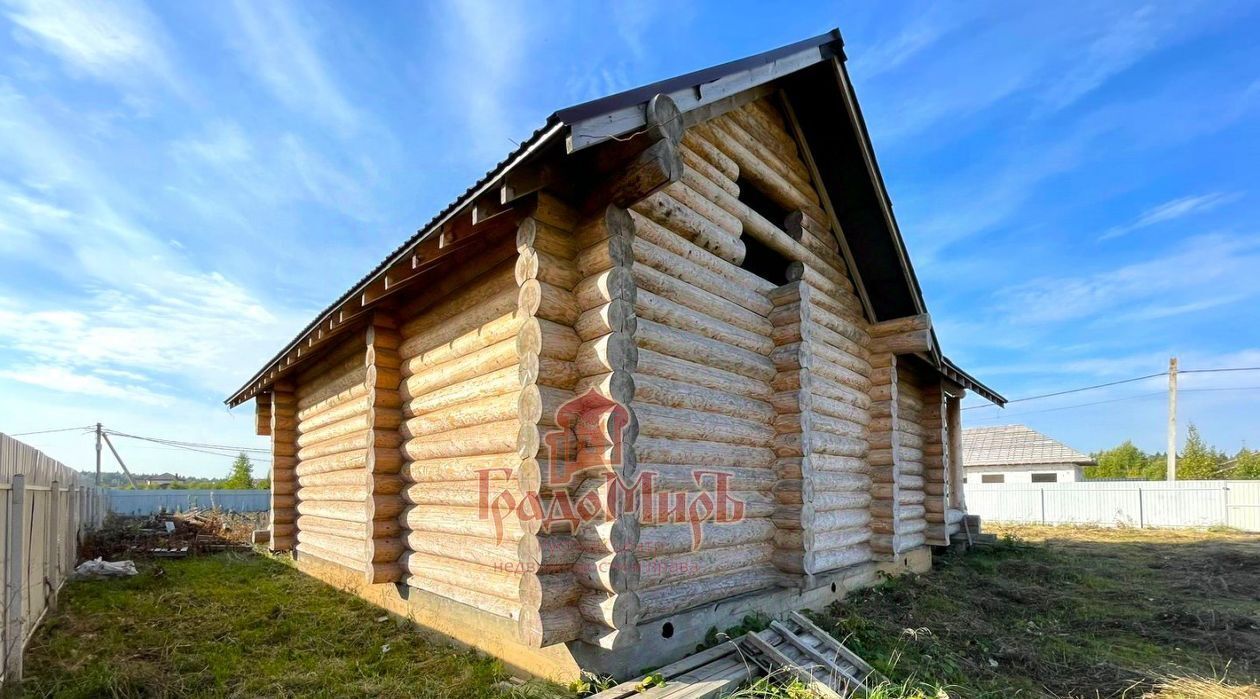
[554,30,843,123]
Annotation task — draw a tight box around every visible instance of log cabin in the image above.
[227,29,1004,679]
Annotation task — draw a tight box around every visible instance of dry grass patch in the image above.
[810,525,1259,698]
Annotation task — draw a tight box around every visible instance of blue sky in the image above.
[1,0,1257,478]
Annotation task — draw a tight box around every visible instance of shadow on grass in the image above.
[18,552,566,699]
[809,526,1260,698]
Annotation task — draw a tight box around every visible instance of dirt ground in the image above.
[813,524,1260,698]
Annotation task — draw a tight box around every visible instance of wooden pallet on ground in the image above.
[741,612,885,698]
[589,638,757,699]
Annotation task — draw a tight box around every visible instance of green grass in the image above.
[809,526,1260,698]
[20,552,570,698]
[19,527,1259,698]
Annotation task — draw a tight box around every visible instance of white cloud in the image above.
[168,121,371,218]
[1000,233,1260,325]
[0,267,295,399]
[3,0,182,94]
[433,0,533,161]
[1041,5,1167,111]
[226,0,359,132]
[0,364,172,406]
[1100,192,1243,240]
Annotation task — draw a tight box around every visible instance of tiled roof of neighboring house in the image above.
[962,425,1093,467]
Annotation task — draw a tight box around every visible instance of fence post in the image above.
[1222,484,1230,528]
[46,481,60,613]
[1040,488,1047,524]
[5,474,26,682]
[1137,487,1145,528]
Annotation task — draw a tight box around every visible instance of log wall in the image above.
[629,123,783,621]
[892,371,928,551]
[262,91,959,654]
[291,333,389,574]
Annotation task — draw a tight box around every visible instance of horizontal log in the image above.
[297,514,399,539]
[637,565,782,621]
[401,504,532,540]
[637,319,775,383]
[635,288,773,356]
[629,210,775,308]
[298,541,401,581]
[633,374,774,423]
[681,130,739,181]
[812,544,872,573]
[401,391,521,438]
[402,337,517,397]
[634,436,774,468]
[399,288,521,361]
[633,190,744,265]
[402,551,522,600]
[405,575,521,621]
[680,145,738,197]
[401,419,518,460]
[635,402,775,448]
[639,542,772,588]
[636,518,775,557]
[518,606,582,648]
[400,261,516,339]
[637,349,771,401]
[631,255,771,337]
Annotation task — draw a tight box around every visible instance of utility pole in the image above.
[94,422,103,486]
[1167,357,1177,481]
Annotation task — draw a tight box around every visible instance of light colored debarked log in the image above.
[515,200,585,650]
[362,311,404,583]
[561,203,642,652]
[767,280,810,576]
[269,380,298,551]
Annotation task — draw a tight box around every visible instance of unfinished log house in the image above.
[228,30,1004,679]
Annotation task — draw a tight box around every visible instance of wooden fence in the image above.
[0,434,107,685]
[966,480,1260,532]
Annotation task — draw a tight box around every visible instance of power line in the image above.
[970,391,1166,421]
[970,385,1260,422]
[103,429,269,454]
[8,425,94,437]
[964,373,1166,410]
[966,365,1260,411]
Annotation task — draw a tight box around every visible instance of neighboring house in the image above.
[962,425,1093,484]
[227,30,1005,680]
[143,472,179,488]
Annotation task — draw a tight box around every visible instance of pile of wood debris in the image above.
[80,509,265,561]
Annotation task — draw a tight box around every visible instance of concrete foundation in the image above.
[291,545,934,681]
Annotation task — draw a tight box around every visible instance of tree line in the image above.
[1087,424,1260,480]
[79,453,269,490]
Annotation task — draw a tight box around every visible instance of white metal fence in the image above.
[0,434,107,685]
[106,489,270,516]
[966,480,1260,531]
